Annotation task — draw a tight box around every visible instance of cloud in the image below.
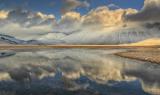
[125,0,160,22]
[62,26,160,44]
[107,4,120,10]
[82,6,137,27]
[0,23,54,40]
[1,4,159,45]
[0,9,56,40]
[0,6,138,43]
[54,11,82,34]
[54,6,137,34]
[7,9,56,27]
[0,10,8,19]
[61,0,90,14]
[38,7,158,45]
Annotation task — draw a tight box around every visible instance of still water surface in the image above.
[0,49,159,95]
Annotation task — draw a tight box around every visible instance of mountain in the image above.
[0,34,25,44]
[0,34,44,45]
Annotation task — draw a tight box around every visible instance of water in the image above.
[0,49,159,95]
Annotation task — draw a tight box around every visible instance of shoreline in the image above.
[115,50,160,64]
[0,45,159,50]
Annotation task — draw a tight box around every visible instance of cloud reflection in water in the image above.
[0,49,158,95]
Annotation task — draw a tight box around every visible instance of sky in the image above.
[1,0,160,45]
[0,0,145,19]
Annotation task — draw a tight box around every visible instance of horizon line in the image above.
[0,45,159,50]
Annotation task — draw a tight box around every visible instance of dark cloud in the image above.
[3,8,56,27]
[61,0,90,14]
[144,22,160,30]
[7,9,31,24]
[125,0,160,22]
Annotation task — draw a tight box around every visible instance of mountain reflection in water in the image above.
[0,49,159,95]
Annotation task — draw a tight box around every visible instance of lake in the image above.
[0,49,159,95]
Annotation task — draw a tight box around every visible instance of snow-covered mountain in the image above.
[0,34,25,44]
[0,33,67,45]
[0,34,44,45]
